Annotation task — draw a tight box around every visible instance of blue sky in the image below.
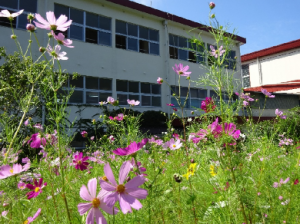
[131,0,300,55]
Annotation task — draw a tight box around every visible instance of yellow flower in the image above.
[209,165,217,176]
[183,163,197,180]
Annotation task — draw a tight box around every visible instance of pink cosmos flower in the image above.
[99,101,107,106]
[34,11,72,31]
[157,77,163,84]
[23,208,41,224]
[1,211,8,217]
[201,97,216,113]
[33,123,43,130]
[279,196,283,200]
[78,178,118,224]
[207,118,222,138]
[240,93,254,102]
[261,88,275,98]
[28,133,46,149]
[46,45,68,60]
[73,152,89,171]
[130,158,147,176]
[107,96,115,104]
[273,177,290,188]
[108,135,115,143]
[275,109,286,119]
[24,119,30,126]
[18,181,27,190]
[127,99,140,106]
[0,163,30,179]
[173,108,178,111]
[100,161,148,214]
[113,140,146,156]
[172,63,192,77]
[25,178,47,199]
[224,123,240,140]
[53,32,74,48]
[167,103,175,106]
[163,138,182,150]
[189,129,208,143]
[243,101,249,107]
[0,9,23,19]
[210,45,225,58]
[81,131,88,138]
[90,136,95,141]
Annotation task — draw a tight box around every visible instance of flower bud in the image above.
[126,176,131,182]
[172,93,176,96]
[173,173,183,183]
[27,13,35,20]
[26,24,35,32]
[10,34,17,39]
[219,25,223,29]
[92,119,96,125]
[48,32,53,38]
[39,47,45,53]
[209,2,216,9]
[211,14,215,19]
[190,159,195,163]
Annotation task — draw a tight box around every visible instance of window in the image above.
[0,0,37,29]
[170,86,207,108]
[207,44,236,70]
[209,90,229,102]
[63,75,112,104]
[115,20,159,55]
[169,34,205,63]
[242,64,250,88]
[117,80,161,107]
[54,4,111,46]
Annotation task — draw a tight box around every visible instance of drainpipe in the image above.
[163,20,171,118]
[257,57,263,85]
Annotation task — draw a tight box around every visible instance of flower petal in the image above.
[93,208,107,224]
[87,178,98,199]
[100,180,116,192]
[80,184,93,201]
[119,194,132,214]
[118,161,131,184]
[86,208,94,224]
[126,188,148,199]
[77,203,92,215]
[103,163,117,186]
[103,192,119,208]
[125,175,145,189]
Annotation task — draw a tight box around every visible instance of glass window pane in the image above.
[129,82,139,93]
[139,40,149,54]
[86,77,98,89]
[70,8,83,24]
[199,89,207,98]
[178,49,187,61]
[0,0,18,9]
[70,25,83,40]
[20,0,37,12]
[54,4,69,18]
[128,38,138,51]
[99,92,112,102]
[99,31,111,46]
[100,78,112,91]
[86,12,98,27]
[116,35,126,49]
[197,54,205,63]
[178,37,187,48]
[57,88,68,100]
[139,26,148,39]
[116,20,126,34]
[188,51,196,63]
[169,34,178,46]
[141,83,150,93]
[149,29,159,41]
[69,90,83,103]
[118,94,127,105]
[142,96,151,106]
[150,43,159,55]
[86,28,98,44]
[190,88,198,98]
[169,47,178,59]
[242,64,249,77]
[180,87,188,97]
[191,99,200,108]
[181,97,189,108]
[243,77,250,88]
[152,96,161,107]
[210,90,219,100]
[129,95,139,101]
[128,23,137,37]
[70,76,83,88]
[116,80,127,92]
[152,84,161,94]
[86,92,99,104]
[17,14,28,29]
[171,97,179,107]
[170,86,179,95]
[99,16,111,31]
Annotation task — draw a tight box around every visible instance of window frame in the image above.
[241,64,250,88]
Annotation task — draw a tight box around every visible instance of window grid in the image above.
[241,64,250,88]
[117,80,161,107]
[0,0,37,30]
[115,20,159,55]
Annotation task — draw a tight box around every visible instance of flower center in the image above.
[51,51,58,58]
[172,144,176,148]
[77,160,82,165]
[116,184,125,193]
[9,169,14,174]
[50,24,57,31]
[34,187,40,192]
[23,220,29,224]
[101,176,108,181]
[92,198,100,208]
[178,71,183,75]
[58,40,63,45]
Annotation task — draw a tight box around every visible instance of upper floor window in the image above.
[115,20,159,55]
[117,79,161,107]
[0,0,37,29]
[169,34,205,64]
[242,64,250,88]
[54,4,111,46]
[170,86,207,108]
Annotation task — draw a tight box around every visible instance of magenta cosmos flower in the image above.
[78,178,118,224]
[261,88,275,98]
[0,9,23,19]
[28,133,46,149]
[0,163,30,179]
[81,131,88,138]
[210,45,225,58]
[113,140,146,156]
[172,63,191,77]
[100,161,148,214]
[34,11,72,31]
[23,208,41,224]
[127,99,140,106]
[26,178,47,199]
[73,152,89,171]
[46,45,68,60]
[157,77,163,84]
[224,123,240,140]
[201,97,216,113]
[53,32,74,48]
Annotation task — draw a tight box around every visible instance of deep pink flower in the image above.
[24,208,41,223]
[81,131,88,138]
[224,123,240,140]
[261,88,275,98]
[173,108,178,112]
[127,99,140,106]
[189,129,208,143]
[210,45,225,58]
[0,9,23,19]
[26,178,47,199]
[294,179,299,185]
[209,2,215,9]
[78,178,118,223]
[53,32,74,48]
[167,103,174,106]
[0,163,30,179]
[73,152,89,171]
[157,77,163,84]
[28,133,46,149]
[207,118,222,138]
[201,97,216,113]
[172,63,191,77]
[113,140,146,156]
[34,11,72,31]
[100,161,148,214]
[46,45,68,60]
